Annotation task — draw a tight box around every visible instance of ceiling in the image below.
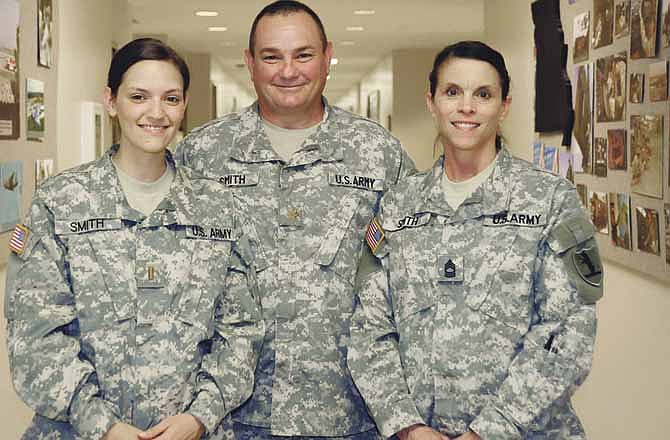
[127,0,485,103]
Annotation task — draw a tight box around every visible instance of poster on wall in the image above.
[593,0,614,48]
[615,0,632,38]
[630,0,659,59]
[607,128,627,169]
[543,145,557,172]
[558,151,574,181]
[366,90,380,122]
[630,114,663,198]
[0,0,20,140]
[661,0,670,48]
[596,52,627,122]
[594,137,608,177]
[648,60,668,101]
[636,206,660,255]
[26,78,45,141]
[589,190,609,234]
[609,192,632,249]
[629,72,644,102]
[38,0,53,68]
[35,158,53,187]
[576,183,588,208]
[573,64,593,173]
[664,204,670,264]
[533,141,543,167]
[0,161,23,233]
[573,12,590,63]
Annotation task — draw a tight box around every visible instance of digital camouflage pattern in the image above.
[349,149,602,440]
[176,100,415,437]
[5,146,264,440]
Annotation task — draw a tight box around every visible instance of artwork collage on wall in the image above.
[551,0,670,279]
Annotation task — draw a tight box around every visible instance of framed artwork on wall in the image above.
[0,0,20,140]
[81,102,105,163]
[367,90,380,122]
[37,0,53,68]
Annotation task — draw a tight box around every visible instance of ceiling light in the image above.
[196,11,219,17]
[346,26,364,32]
[208,26,228,32]
[330,58,339,65]
[340,41,356,46]
[354,10,375,15]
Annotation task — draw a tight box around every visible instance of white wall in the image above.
[358,55,394,132]
[211,59,255,118]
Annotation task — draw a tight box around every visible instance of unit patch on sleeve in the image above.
[9,224,29,255]
[366,217,385,252]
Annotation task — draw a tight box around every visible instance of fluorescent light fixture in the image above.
[330,58,339,65]
[354,9,375,15]
[196,11,219,17]
[208,26,228,32]
[346,26,364,31]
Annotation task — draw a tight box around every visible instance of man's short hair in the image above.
[249,0,328,55]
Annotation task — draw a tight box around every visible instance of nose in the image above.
[458,93,475,114]
[147,97,166,119]
[279,59,299,80]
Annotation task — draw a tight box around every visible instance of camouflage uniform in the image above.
[176,100,415,438]
[5,146,264,440]
[348,149,602,440]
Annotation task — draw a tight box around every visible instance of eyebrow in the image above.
[258,45,316,54]
[442,82,498,90]
[126,87,183,94]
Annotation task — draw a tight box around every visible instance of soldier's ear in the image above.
[104,87,117,118]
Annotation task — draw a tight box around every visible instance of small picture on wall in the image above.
[648,60,668,101]
[533,141,543,167]
[609,192,632,249]
[589,190,609,234]
[543,145,557,172]
[573,12,590,63]
[576,183,588,208]
[607,128,627,170]
[37,0,53,68]
[594,137,608,177]
[0,160,23,233]
[630,0,659,59]
[558,151,574,181]
[35,158,53,187]
[664,204,670,264]
[615,0,632,38]
[0,0,20,140]
[629,72,644,103]
[636,205,660,255]
[26,78,45,141]
[661,0,670,48]
[573,64,593,172]
[630,114,663,199]
[593,0,614,48]
[596,52,627,122]
[366,90,380,122]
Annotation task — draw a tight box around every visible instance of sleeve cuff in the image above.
[469,405,522,440]
[187,382,226,434]
[373,397,425,439]
[69,382,120,440]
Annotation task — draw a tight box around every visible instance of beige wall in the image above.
[182,52,212,132]
[211,59,255,118]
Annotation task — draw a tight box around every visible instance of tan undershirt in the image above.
[113,159,175,216]
[262,119,320,161]
[441,153,499,210]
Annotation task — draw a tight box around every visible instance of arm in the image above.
[469,183,601,439]
[184,242,264,435]
[5,197,121,439]
[348,255,425,439]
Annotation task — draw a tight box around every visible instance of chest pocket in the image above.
[174,225,236,336]
[313,172,384,284]
[55,217,132,333]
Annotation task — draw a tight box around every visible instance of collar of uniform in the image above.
[140,151,193,228]
[230,98,344,164]
[89,145,144,223]
[417,149,512,220]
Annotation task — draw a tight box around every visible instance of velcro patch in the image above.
[394,213,431,230]
[9,224,29,255]
[484,212,546,227]
[366,217,385,253]
[55,218,123,235]
[218,173,259,187]
[186,225,237,241]
[329,173,383,191]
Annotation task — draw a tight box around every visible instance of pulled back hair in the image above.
[249,0,328,55]
[107,38,190,96]
[429,40,510,149]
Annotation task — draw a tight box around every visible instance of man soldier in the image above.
[176,1,415,439]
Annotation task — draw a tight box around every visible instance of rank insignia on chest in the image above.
[366,217,385,253]
[9,224,29,255]
[436,255,464,283]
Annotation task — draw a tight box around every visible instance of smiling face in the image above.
[427,56,511,157]
[245,11,332,127]
[104,59,187,159]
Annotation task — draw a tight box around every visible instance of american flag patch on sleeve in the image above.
[9,224,29,255]
[365,217,385,253]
